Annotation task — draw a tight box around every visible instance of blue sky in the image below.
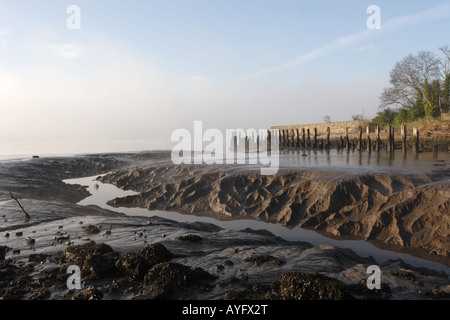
[0,1,449,155]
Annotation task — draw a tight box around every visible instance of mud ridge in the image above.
[101,163,450,258]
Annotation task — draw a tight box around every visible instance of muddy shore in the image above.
[100,157,450,259]
[1,151,449,300]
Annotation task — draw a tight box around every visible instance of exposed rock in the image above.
[138,243,173,265]
[176,234,203,242]
[143,262,217,294]
[28,253,48,263]
[64,241,119,279]
[25,237,35,245]
[115,243,172,281]
[83,225,101,234]
[244,253,285,266]
[225,272,354,300]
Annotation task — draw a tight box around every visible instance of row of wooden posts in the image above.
[269,124,420,154]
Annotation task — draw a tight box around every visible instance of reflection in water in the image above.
[278,149,449,171]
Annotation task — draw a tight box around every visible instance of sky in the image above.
[0,0,449,156]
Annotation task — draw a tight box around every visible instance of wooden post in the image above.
[413,127,419,154]
[285,129,289,148]
[345,127,350,152]
[266,130,271,152]
[357,126,362,151]
[291,129,295,148]
[287,129,291,148]
[284,129,289,148]
[301,128,305,148]
[326,127,331,149]
[280,130,284,148]
[401,124,407,153]
[284,130,288,148]
[306,129,311,148]
[366,127,371,153]
[375,126,380,152]
[245,136,249,154]
[313,128,317,149]
[391,126,395,151]
[387,124,392,152]
[286,129,291,147]
[233,135,238,161]
[296,128,300,148]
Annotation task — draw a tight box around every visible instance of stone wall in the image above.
[272,120,372,139]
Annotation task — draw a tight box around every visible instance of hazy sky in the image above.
[0,0,449,155]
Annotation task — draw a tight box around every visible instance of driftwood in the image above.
[9,191,31,222]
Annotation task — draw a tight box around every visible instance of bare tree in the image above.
[439,45,450,113]
[323,115,331,123]
[382,51,441,112]
[439,45,450,74]
[352,108,364,121]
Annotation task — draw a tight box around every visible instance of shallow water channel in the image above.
[64,173,450,274]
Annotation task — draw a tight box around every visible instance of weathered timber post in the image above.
[301,128,306,148]
[267,130,271,152]
[280,130,284,148]
[233,135,238,161]
[357,126,363,151]
[306,129,311,148]
[401,124,407,153]
[387,124,392,152]
[279,130,284,148]
[313,128,318,149]
[391,126,395,151]
[291,129,295,148]
[326,127,331,149]
[286,129,291,148]
[284,130,288,148]
[413,127,419,154]
[296,128,300,148]
[366,127,371,153]
[283,129,288,148]
[345,128,350,152]
[245,136,250,154]
[375,126,380,152]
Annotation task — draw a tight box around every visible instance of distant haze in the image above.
[0,1,449,156]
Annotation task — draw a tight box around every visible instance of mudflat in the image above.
[0,151,449,300]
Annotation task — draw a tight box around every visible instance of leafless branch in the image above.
[9,191,31,222]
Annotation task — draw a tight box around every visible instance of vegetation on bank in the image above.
[371,45,449,128]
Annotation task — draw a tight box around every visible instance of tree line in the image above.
[372,45,449,128]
